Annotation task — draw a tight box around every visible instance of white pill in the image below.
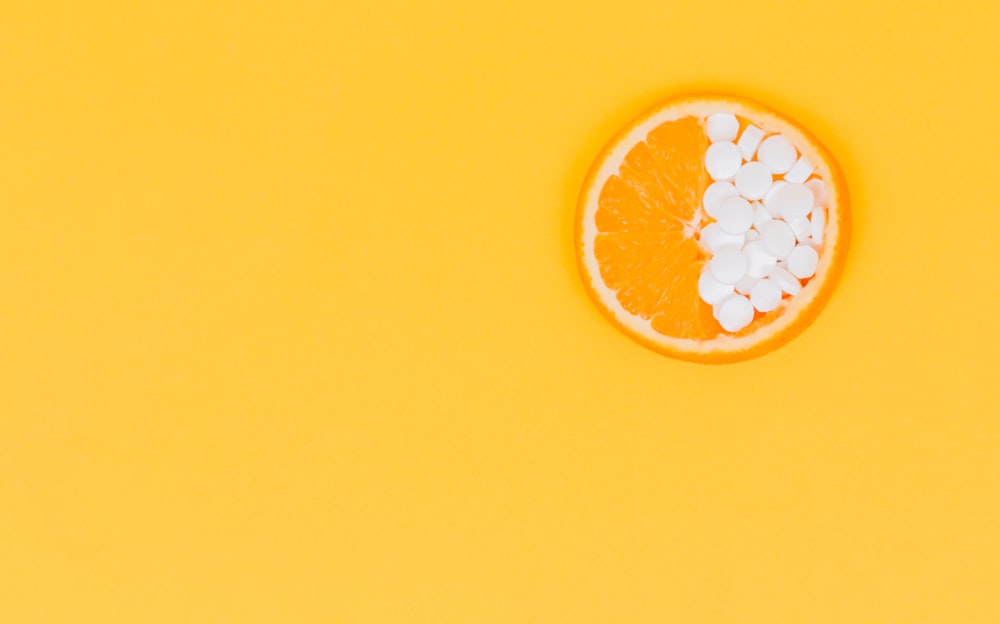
[759,219,797,259]
[698,269,735,305]
[749,278,783,313]
[752,202,772,228]
[757,134,797,174]
[716,196,753,234]
[767,265,802,296]
[788,216,812,242]
[698,222,745,254]
[736,125,765,160]
[744,228,760,244]
[735,274,759,295]
[702,181,739,218]
[706,113,739,142]
[733,161,773,200]
[784,156,814,183]
[810,208,826,246]
[705,142,742,181]
[716,294,755,332]
[763,181,786,216]
[786,244,820,279]
[709,247,748,285]
[806,179,828,205]
[743,240,777,278]
[764,182,814,220]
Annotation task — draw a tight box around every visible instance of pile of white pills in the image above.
[697,113,827,333]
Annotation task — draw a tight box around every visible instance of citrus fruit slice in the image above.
[575,94,849,363]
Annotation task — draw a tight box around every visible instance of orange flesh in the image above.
[593,114,810,342]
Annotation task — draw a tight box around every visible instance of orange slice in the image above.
[575,93,850,363]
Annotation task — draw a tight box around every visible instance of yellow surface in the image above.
[1,1,999,621]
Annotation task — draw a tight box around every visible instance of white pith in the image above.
[579,97,844,355]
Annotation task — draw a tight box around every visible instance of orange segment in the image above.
[592,115,718,340]
[576,93,850,363]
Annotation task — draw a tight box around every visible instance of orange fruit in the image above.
[575,93,850,363]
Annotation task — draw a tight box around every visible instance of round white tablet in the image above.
[698,222,745,254]
[764,182,814,220]
[749,278,783,312]
[698,270,735,305]
[759,220,796,259]
[706,113,739,142]
[757,134,797,174]
[734,161,773,200]
[717,294,755,332]
[806,179,828,205]
[786,244,820,279]
[709,247,748,285]
[716,196,753,234]
[703,181,739,219]
[735,274,759,295]
[705,141,742,181]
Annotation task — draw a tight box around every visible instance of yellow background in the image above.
[2,1,999,621]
